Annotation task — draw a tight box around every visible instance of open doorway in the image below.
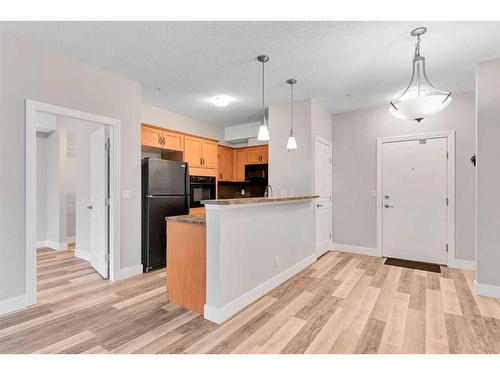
[26,100,121,307]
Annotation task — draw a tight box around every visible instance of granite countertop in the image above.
[201,195,319,206]
[166,214,206,225]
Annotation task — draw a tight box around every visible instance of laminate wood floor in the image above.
[1,248,500,354]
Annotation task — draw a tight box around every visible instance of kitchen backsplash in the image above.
[218,182,267,199]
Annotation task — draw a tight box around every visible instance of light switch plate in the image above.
[121,190,131,200]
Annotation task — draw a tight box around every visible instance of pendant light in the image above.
[389,27,452,123]
[286,78,297,150]
[257,55,270,141]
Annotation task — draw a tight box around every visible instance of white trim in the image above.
[36,240,48,248]
[0,294,30,316]
[332,243,379,257]
[475,280,500,299]
[120,265,144,279]
[25,100,122,314]
[314,135,333,258]
[448,259,476,271]
[376,131,456,266]
[75,250,91,262]
[204,254,316,324]
[42,240,68,251]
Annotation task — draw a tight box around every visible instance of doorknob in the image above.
[316,203,324,208]
[87,205,93,209]
[384,203,394,208]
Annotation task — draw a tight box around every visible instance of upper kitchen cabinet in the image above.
[141,125,164,148]
[141,124,184,151]
[201,140,217,169]
[217,146,233,181]
[233,148,248,182]
[246,145,268,164]
[184,136,218,169]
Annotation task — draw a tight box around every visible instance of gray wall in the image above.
[476,58,500,287]
[0,32,142,301]
[332,92,476,261]
[36,133,47,241]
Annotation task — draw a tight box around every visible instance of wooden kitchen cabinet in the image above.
[246,145,268,164]
[184,136,203,167]
[184,136,217,169]
[141,125,163,148]
[217,146,233,181]
[141,124,184,151]
[233,148,248,182]
[201,140,217,169]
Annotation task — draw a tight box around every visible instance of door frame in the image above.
[314,135,333,258]
[376,131,455,265]
[26,100,121,307]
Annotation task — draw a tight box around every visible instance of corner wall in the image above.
[476,58,500,295]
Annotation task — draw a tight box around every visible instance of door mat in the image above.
[384,257,441,273]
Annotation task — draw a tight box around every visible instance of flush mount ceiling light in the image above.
[257,55,270,141]
[286,78,298,150]
[389,27,452,123]
[209,95,234,107]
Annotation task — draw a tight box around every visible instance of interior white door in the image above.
[315,138,332,257]
[89,127,109,278]
[382,137,448,264]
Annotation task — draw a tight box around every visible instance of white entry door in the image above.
[382,137,448,265]
[315,137,333,257]
[89,127,109,278]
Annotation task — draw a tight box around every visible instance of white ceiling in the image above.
[2,21,500,127]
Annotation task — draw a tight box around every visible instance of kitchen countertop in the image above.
[201,195,319,206]
[166,214,206,225]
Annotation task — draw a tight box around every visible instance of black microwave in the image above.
[245,164,268,182]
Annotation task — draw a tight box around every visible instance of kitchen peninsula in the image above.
[165,195,318,324]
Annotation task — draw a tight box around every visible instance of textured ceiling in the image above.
[2,21,500,127]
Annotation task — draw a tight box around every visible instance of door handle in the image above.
[87,205,93,209]
[384,203,394,208]
[316,203,324,208]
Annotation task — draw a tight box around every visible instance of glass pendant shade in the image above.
[257,121,270,141]
[286,135,297,150]
[389,27,452,123]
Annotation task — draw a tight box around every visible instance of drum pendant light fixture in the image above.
[389,27,452,123]
[286,78,297,150]
[257,55,270,141]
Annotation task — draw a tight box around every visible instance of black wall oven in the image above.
[190,176,216,208]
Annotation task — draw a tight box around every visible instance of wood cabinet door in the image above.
[162,130,184,151]
[201,140,217,169]
[260,145,269,163]
[184,136,203,168]
[233,148,247,181]
[141,125,163,148]
[246,147,261,164]
[218,146,233,181]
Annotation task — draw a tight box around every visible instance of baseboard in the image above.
[75,250,91,262]
[204,254,317,324]
[448,259,476,271]
[332,243,379,257]
[0,293,30,316]
[67,236,76,243]
[475,280,500,298]
[120,265,143,280]
[36,240,48,248]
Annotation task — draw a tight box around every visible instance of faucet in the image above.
[264,185,273,198]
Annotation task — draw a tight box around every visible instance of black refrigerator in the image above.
[142,158,190,272]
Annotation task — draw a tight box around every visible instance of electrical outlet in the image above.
[274,256,279,268]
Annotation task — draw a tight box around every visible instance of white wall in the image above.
[36,133,47,242]
[45,128,67,248]
[332,92,476,262]
[0,32,141,303]
[268,99,333,196]
[141,103,223,141]
[476,58,500,291]
[269,99,313,195]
